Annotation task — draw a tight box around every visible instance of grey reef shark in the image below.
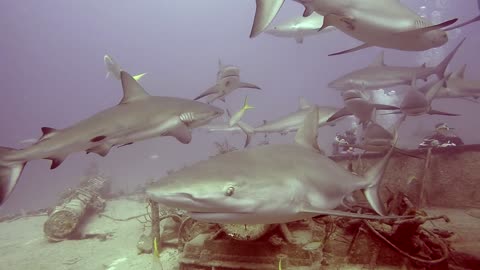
[0,71,224,205]
[250,0,478,56]
[147,105,411,225]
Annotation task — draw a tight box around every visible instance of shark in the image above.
[104,54,146,81]
[386,76,460,118]
[264,12,336,44]
[235,97,343,147]
[328,38,466,91]
[250,0,462,56]
[327,90,400,127]
[0,71,224,205]
[146,105,408,225]
[194,60,261,104]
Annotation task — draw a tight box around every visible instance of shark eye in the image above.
[225,186,235,196]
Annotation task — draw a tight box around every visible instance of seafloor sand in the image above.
[0,199,478,270]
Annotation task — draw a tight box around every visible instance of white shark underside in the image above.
[147,106,406,224]
[0,72,224,205]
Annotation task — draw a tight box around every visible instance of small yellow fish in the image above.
[153,237,159,258]
[229,96,255,127]
[278,257,282,270]
[133,73,147,81]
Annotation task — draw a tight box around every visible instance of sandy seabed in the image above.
[0,199,179,270]
[0,199,479,270]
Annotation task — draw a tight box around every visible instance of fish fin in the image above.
[444,15,480,31]
[302,5,314,17]
[427,109,460,116]
[369,51,385,67]
[362,132,399,216]
[229,107,254,148]
[119,71,150,104]
[299,207,413,220]
[242,96,254,110]
[298,96,310,110]
[0,147,26,206]
[295,105,323,153]
[90,135,107,143]
[194,85,219,101]
[372,104,400,111]
[250,0,285,38]
[329,43,372,57]
[238,82,261,90]
[319,13,354,32]
[433,37,466,79]
[132,73,147,81]
[39,127,59,141]
[451,64,467,79]
[426,74,451,103]
[218,59,224,71]
[295,36,304,44]
[48,155,67,170]
[86,144,112,157]
[166,124,192,144]
[395,18,458,37]
[327,107,352,122]
[117,142,133,148]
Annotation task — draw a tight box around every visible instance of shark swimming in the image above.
[147,105,407,225]
[104,54,146,81]
[327,90,400,127]
[0,71,224,205]
[265,12,335,44]
[194,60,261,104]
[328,38,466,91]
[250,0,463,56]
[235,97,343,147]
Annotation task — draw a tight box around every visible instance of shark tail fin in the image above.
[434,37,466,79]
[242,96,255,110]
[0,147,26,206]
[362,129,399,216]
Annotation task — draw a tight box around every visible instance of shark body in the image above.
[194,60,261,104]
[265,13,335,44]
[147,106,403,225]
[328,38,466,91]
[251,0,459,56]
[0,72,224,205]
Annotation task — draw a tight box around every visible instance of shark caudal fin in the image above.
[362,131,399,216]
[0,147,26,206]
[434,37,466,79]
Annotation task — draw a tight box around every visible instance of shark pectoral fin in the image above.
[119,71,150,104]
[427,110,460,116]
[86,144,112,157]
[319,13,354,32]
[444,15,480,31]
[396,18,458,36]
[302,5,314,17]
[251,0,285,38]
[238,82,261,90]
[379,111,402,116]
[295,36,304,44]
[327,107,352,122]
[47,155,67,170]
[167,124,192,144]
[117,142,133,148]
[329,43,372,57]
[295,105,323,153]
[372,104,400,111]
[299,207,412,220]
[40,127,58,140]
[194,85,219,101]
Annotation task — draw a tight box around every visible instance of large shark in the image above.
[250,0,462,56]
[265,13,335,44]
[328,38,466,91]
[194,60,261,104]
[327,90,399,127]
[104,54,146,81]
[147,105,406,225]
[0,71,224,205]
[235,97,342,147]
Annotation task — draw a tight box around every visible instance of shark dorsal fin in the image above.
[40,127,58,140]
[451,64,467,79]
[298,96,310,110]
[369,51,385,67]
[119,71,150,104]
[295,105,323,153]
